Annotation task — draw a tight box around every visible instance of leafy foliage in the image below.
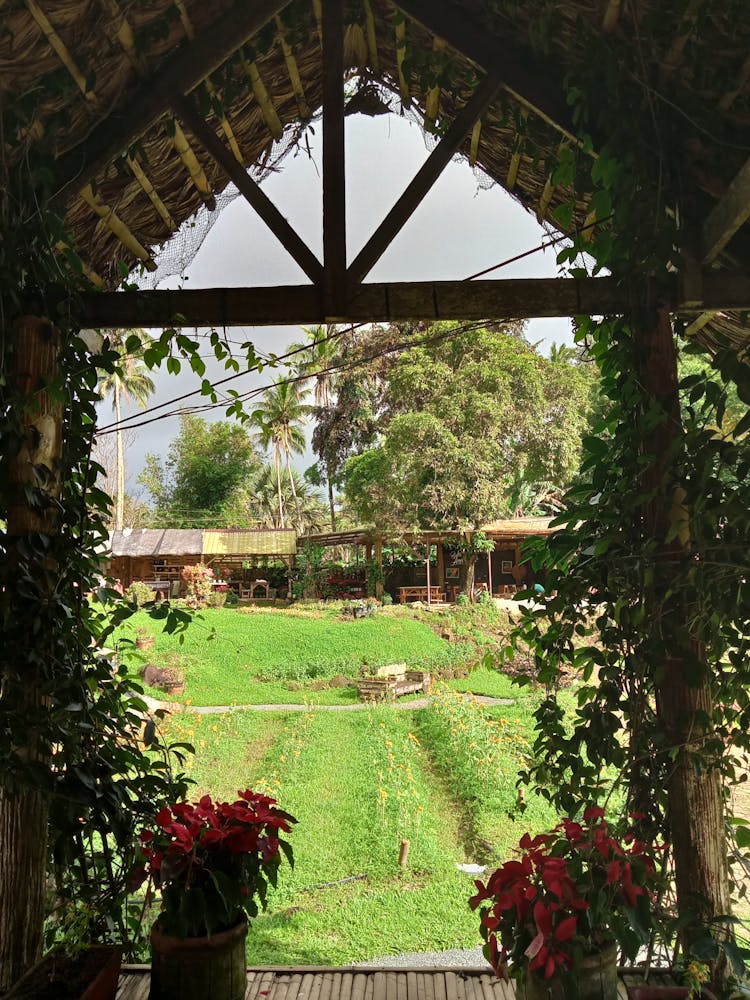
[140,413,261,527]
[342,322,594,531]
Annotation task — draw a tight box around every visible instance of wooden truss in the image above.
[58,0,749,329]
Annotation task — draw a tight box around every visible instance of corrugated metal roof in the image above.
[202,529,298,556]
[111,528,203,557]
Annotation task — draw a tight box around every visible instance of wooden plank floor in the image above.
[116,965,665,1000]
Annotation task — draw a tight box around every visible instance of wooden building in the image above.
[110,527,297,594]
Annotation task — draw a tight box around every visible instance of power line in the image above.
[97,319,492,436]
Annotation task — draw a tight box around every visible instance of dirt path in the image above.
[142,693,514,715]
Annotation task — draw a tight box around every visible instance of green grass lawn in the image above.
[160,706,496,964]
[116,606,475,705]
[118,602,560,963]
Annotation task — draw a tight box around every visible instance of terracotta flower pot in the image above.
[149,919,247,1000]
[5,944,122,1000]
[135,635,155,650]
[516,943,619,1000]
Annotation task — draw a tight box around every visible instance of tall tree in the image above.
[97,330,155,530]
[139,413,261,527]
[250,382,309,528]
[343,322,595,593]
[292,325,340,529]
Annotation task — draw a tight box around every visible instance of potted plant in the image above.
[470,806,661,1000]
[135,626,155,651]
[137,789,297,1000]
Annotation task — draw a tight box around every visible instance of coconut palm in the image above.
[250,381,309,528]
[290,325,341,529]
[97,329,155,530]
[245,463,327,534]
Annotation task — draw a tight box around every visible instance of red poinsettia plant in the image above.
[470,807,661,989]
[137,789,297,938]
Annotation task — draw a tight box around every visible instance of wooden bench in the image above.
[398,586,445,604]
[356,664,432,701]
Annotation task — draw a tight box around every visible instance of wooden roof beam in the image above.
[702,157,750,264]
[76,272,750,329]
[172,95,323,284]
[348,74,500,285]
[394,0,579,145]
[54,0,293,204]
[322,0,347,317]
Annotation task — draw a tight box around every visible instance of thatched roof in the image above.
[111,528,202,557]
[301,518,553,548]
[110,527,298,557]
[111,528,297,558]
[3,0,749,346]
[203,528,298,556]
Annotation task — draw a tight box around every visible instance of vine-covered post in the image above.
[0,316,61,989]
[634,304,731,971]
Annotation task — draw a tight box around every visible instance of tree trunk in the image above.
[326,459,337,531]
[274,451,285,528]
[634,306,730,984]
[0,316,61,991]
[114,379,124,530]
[464,554,476,600]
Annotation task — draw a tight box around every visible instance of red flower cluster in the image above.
[470,807,658,984]
[137,789,297,937]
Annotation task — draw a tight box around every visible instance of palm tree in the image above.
[291,325,341,529]
[250,381,309,528]
[98,329,155,530]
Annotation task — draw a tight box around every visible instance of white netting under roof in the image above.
[138,120,313,290]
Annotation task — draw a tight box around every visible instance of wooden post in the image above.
[322,0,346,318]
[425,543,431,605]
[634,306,730,981]
[487,545,493,597]
[374,537,383,600]
[436,540,445,591]
[0,317,61,991]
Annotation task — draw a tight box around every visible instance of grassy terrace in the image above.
[118,601,558,963]
[117,604,495,705]
[161,699,556,965]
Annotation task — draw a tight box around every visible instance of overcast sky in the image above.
[105,111,573,500]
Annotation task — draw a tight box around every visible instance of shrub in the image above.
[207,589,227,609]
[225,591,239,607]
[181,564,214,608]
[125,581,156,605]
[456,592,469,606]
[382,593,393,606]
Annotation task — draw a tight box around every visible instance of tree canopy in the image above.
[342,322,595,532]
[140,413,261,527]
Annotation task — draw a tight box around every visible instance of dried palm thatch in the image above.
[1,0,749,347]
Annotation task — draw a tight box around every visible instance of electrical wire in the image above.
[96,318,493,436]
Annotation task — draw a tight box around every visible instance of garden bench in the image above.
[356,667,431,702]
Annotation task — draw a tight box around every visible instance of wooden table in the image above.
[398,586,444,603]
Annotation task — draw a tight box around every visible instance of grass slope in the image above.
[119,607,473,706]
[162,707,488,964]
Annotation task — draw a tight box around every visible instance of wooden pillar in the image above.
[487,544,493,596]
[0,317,61,990]
[374,537,383,600]
[425,542,431,605]
[635,306,730,974]
[436,540,445,591]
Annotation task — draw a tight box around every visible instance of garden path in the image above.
[141,694,514,715]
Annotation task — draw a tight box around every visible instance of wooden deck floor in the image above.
[117,964,669,1000]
